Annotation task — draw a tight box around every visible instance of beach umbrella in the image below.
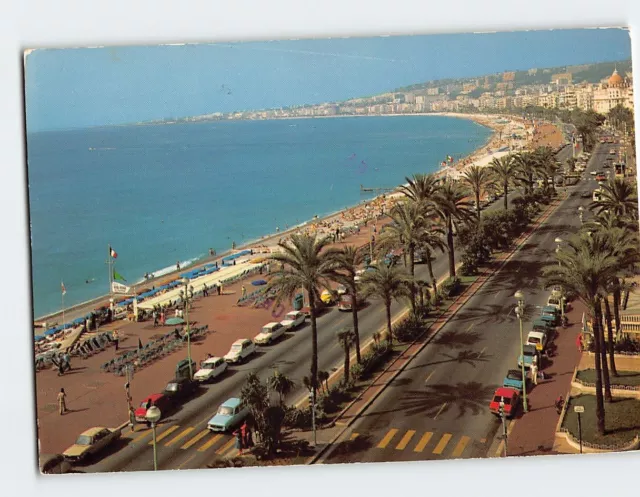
[165,317,186,326]
[34,335,45,342]
[251,279,267,286]
[44,329,57,337]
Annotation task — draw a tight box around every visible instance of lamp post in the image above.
[146,405,162,471]
[555,237,563,267]
[180,277,193,380]
[499,400,508,457]
[578,206,584,225]
[514,290,528,413]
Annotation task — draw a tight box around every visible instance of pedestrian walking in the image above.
[576,333,583,352]
[153,310,158,327]
[57,388,67,415]
[241,285,247,298]
[233,429,244,455]
[530,361,538,385]
[62,352,71,373]
[138,337,143,351]
[113,330,120,351]
[129,406,137,432]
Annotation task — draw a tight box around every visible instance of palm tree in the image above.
[336,327,355,385]
[318,370,330,395]
[544,232,621,433]
[360,263,412,345]
[430,178,474,278]
[489,154,516,211]
[267,369,296,406]
[400,173,439,205]
[462,165,490,221]
[266,233,339,398]
[416,224,446,300]
[512,152,538,197]
[331,245,365,363]
[375,200,425,310]
[534,147,559,194]
[591,178,639,220]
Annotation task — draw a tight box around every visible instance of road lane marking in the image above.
[349,432,359,441]
[131,429,152,444]
[395,430,416,450]
[433,402,447,420]
[181,429,209,450]
[177,454,196,470]
[414,432,433,452]
[197,434,222,452]
[478,347,487,357]
[216,437,236,455]
[466,323,474,331]
[149,425,179,445]
[377,429,398,449]
[432,433,452,455]
[165,427,194,447]
[451,435,471,458]
[424,370,436,384]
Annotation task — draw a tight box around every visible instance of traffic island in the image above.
[556,394,640,453]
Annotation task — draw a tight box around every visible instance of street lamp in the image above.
[555,237,563,267]
[499,400,508,457]
[146,405,162,471]
[180,277,193,380]
[578,206,584,225]
[514,290,528,413]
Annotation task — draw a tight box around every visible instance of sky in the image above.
[24,28,631,132]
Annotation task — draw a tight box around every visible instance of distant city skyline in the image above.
[25,28,631,132]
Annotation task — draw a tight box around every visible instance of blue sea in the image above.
[26,116,491,318]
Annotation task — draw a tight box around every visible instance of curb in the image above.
[309,193,567,464]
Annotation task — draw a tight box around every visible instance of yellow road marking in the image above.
[424,370,436,384]
[349,432,359,441]
[414,432,433,452]
[131,429,152,444]
[466,323,474,331]
[432,433,452,455]
[433,402,448,420]
[197,434,222,453]
[216,437,236,455]
[149,425,179,445]
[395,430,416,450]
[451,435,471,458]
[177,454,196,470]
[478,347,487,357]
[181,429,209,450]
[165,427,194,447]
[377,428,398,449]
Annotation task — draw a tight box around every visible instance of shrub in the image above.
[393,313,426,343]
[614,335,640,355]
[350,362,365,381]
[440,277,462,297]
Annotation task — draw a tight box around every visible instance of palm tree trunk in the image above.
[426,249,437,301]
[308,290,319,398]
[503,181,508,211]
[604,297,618,377]
[385,301,393,345]
[475,190,481,221]
[596,301,612,402]
[343,344,350,385]
[446,216,456,278]
[590,304,606,435]
[409,245,416,312]
[613,284,622,338]
[351,291,361,364]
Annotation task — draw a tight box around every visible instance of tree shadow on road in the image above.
[399,382,498,419]
[433,330,482,349]
[323,434,375,462]
[403,348,491,373]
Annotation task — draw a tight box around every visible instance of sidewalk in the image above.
[501,302,584,457]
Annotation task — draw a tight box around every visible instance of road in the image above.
[320,143,613,464]
[78,144,583,472]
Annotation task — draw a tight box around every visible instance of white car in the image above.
[193,357,228,382]
[224,339,256,363]
[280,310,306,331]
[527,330,549,352]
[336,285,348,296]
[254,322,286,345]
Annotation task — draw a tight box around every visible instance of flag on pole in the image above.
[110,246,118,259]
[113,269,127,282]
[61,281,67,295]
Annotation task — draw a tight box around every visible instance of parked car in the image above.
[526,330,549,352]
[254,322,286,345]
[337,294,365,312]
[517,344,541,370]
[175,358,198,381]
[595,173,607,182]
[194,356,228,382]
[540,305,560,326]
[134,393,172,423]
[580,191,591,199]
[207,397,249,432]
[532,318,555,334]
[280,310,306,331]
[62,427,122,463]
[39,454,71,474]
[163,377,200,403]
[224,338,256,363]
[320,289,336,305]
[336,284,348,296]
[502,369,529,393]
[489,387,520,419]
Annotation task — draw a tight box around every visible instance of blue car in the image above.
[517,344,540,370]
[207,397,249,432]
[503,369,529,393]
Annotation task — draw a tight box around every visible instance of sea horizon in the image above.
[26,114,492,319]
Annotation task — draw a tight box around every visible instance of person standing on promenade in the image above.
[576,333,583,352]
[129,406,137,432]
[233,429,244,455]
[153,309,158,327]
[530,360,538,386]
[217,282,222,296]
[113,330,120,352]
[57,388,67,415]
[241,286,246,298]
